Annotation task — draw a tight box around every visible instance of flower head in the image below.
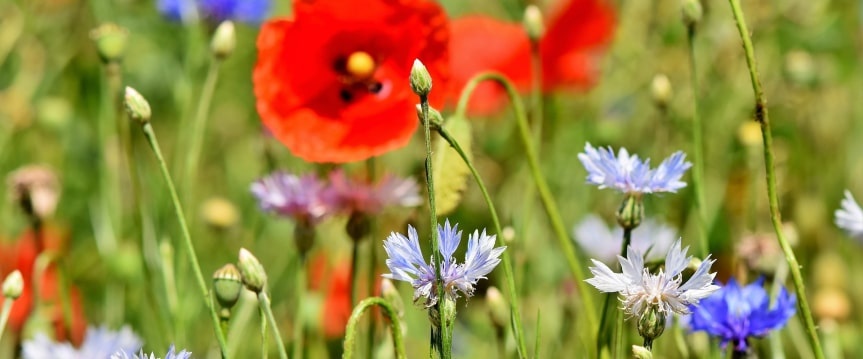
[23,325,141,359]
[688,278,796,352]
[449,0,615,115]
[253,0,450,163]
[586,239,719,318]
[835,190,863,239]
[382,221,506,307]
[573,214,677,264]
[250,171,330,224]
[158,0,269,24]
[323,170,422,215]
[578,142,691,194]
[112,345,192,359]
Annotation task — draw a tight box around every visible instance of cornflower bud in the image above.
[238,248,267,293]
[90,23,128,63]
[211,21,236,60]
[637,305,666,349]
[410,59,432,96]
[632,345,654,359]
[2,270,23,299]
[650,74,672,109]
[681,0,703,28]
[616,194,644,230]
[522,5,544,41]
[124,87,151,124]
[213,264,243,309]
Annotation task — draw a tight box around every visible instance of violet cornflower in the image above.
[382,220,505,307]
[323,169,422,215]
[688,278,796,353]
[250,171,330,224]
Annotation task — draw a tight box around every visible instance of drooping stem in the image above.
[454,72,597,330]
[725,1,824,358]
[292,257,306,359]
[343,297,406,359]
[686,21,710,257]
[139,122,229,358]
[259,292,289,359]
[434,124,527,358]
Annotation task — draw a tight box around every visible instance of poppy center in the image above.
[345,51,376,81]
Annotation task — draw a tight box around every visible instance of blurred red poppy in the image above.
[449,0,615,115]
[0,227,87,345]
[254,0,450,163]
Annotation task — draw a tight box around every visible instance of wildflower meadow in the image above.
[1,0,861,358]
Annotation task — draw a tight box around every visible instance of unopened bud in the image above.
[650,74,672,109]
[632,345,654,359]
[637,305,666,347]
[211,21,236,59]
[486,287,508,335]
[410,59,432,96]
[523,5,545,41]
[124,87,151,124]
[616,194,644,230]
[213,263,243,309]
[90,23,128,63]
[681,0,703,28]
[501,226,516,243]
[2,270,23,299]
[201,197,239,230]
[414,104,444,125]
[238,248,267,293]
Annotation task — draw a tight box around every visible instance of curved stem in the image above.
[139,122,229,358]
[259,292,289,359]
[343,297,406,359]
[686,23,709,257]
[454,72,597,330]
[434,125,527,358]
[725,2,824,358]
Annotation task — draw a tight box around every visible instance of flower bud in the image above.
[632,345,654,359]
[201,196,239,230]
[410,59,432,96]
[486,287,508,336]
[238,248,267,293]
[213,263,243,309]
[522,5,544,41]
[637,305,666,347]
[346,211,371,242]
[616,194,644,230]
[124,87,151,124]
[211,21,236,60]
[7,165,60,221]
[681,0,703,28]
[440,296,457,331]
[414,104,444,125]
[650,74,672,109]
[90,23,128,63]
[2,270,23,299]
[501,226,516,244]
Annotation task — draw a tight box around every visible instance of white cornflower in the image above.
[586,239,719,317]
[835,190,863,239]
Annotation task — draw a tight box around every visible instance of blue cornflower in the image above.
[578,142,692,194]
[112,344,192,359]
[251,171,331,224]
[835,190,863,240]
[382,220,506,307]
[158,0,269,24]
[688,278,796,352]
[22,325,142,359]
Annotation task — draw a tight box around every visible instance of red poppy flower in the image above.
[449,0,615,115]
[254,0,450,163]
[0,227,87,345]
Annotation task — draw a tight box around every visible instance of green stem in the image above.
[529,40,544,149]
[686,23,709,257]
[343,297,406,359]
[350,242,360,307]
[454,72,597,330]
[434,125,527,358]
[725,2,824,358]
[0,298,13,342]
[533,309,542,359]
[259,292,289,359]
[598,227,632,356]
[260,305,268,359]
[139,122,230,358]
[419,95,448,358]
[292,257,306,359]
[182,58,222,198]
[365,157,379,359]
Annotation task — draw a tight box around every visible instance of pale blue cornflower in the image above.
[112,345,192,359]
[578,142,692,194]
[250,171,330,224]
[22,325,142,359]
[573,214,677,264]
[835,190,863,239]
[382,220,506,307]
[586,240,719,318]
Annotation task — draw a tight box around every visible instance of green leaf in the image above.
[432,116,472,216]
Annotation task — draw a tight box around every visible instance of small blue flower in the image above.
[835,190,863,240]
[578,142,692,194]
[250,171,330,224]
[573,214,677,264]
[688,278,796,352]
[23,325,142,359]
[158,0,269,24]
[382,220,506,307]
[112,344,192,359]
